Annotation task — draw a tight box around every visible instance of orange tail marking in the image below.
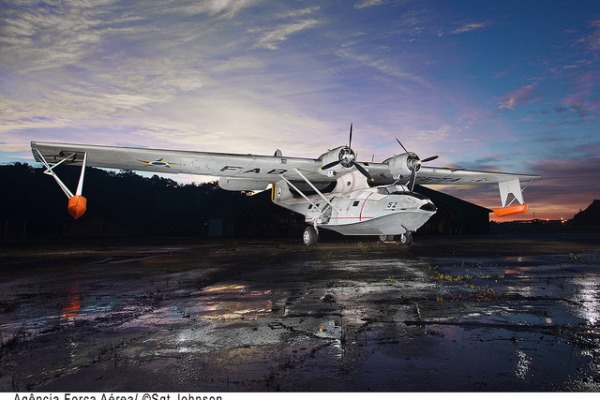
[67,195,87,219]
[493,203,529,217]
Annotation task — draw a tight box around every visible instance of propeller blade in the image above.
[348,123,353,149]
[352,161,374,183]
[321,160,341,170]
[395,138,410,154]
[409,168,416,192]
[421,155,439,163]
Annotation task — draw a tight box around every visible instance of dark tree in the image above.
[0,164,297,240]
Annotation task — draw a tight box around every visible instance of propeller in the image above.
[395,138,438,191]
[321,124,374,182]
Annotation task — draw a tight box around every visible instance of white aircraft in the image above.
[30,126,538,245]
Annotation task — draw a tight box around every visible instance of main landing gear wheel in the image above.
[378,234,394,243]
[399,231,413,246]
[303,226,318,246]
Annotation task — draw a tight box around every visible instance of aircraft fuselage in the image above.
[273,183,437,236]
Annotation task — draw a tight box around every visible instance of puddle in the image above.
[1,237,599,391]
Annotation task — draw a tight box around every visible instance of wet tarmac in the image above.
[0,233,599,392]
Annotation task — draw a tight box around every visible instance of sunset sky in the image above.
[1,0,599,220]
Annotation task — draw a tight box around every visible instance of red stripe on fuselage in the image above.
[359,192,374,222]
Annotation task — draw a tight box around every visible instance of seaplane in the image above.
[30,125,538,246]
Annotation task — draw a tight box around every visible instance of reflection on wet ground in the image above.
[0,234,599,391]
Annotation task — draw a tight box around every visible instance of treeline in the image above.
[0,163,303,241]
[570,200,600,226]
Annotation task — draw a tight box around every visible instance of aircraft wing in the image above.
[414,166,539,185]
[414,165,539,215]
[30,141,335,187]
[31,141,538,185]
[361,163,538,185]
[31,141,540,218]
[362,162,539,216]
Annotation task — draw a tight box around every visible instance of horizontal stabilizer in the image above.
[493,204,529,217]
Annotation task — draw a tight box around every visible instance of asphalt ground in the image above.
[0,233,599,392]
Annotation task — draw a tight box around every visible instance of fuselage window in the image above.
[353,201,360,207]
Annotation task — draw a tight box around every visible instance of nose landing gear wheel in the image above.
[399,231,413,246]
[303,226,318,246]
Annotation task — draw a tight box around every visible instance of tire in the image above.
[399,231,413,246]
[303,226,318,246]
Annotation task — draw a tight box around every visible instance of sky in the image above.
[1,0,599,221]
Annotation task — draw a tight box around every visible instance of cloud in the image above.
[0,0,264,74]
[0,51,213,140]
[202,0,261,18]
[335,48,434,90]
[557,68,600,121]
[249,5,321,50]
[0,0,112,72]
[573,19,600,53]
[354,0,385,9]
[497,83,539,110]
[0,1,343,168]
[416,124,453,140]
[278,6,320,19]
[153,0,262,19]
[440,143,600,220]
[252,19,320,50]
[456,155,504,170]
[522,150,600,218]
[450,21,492,35]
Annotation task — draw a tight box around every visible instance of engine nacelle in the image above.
[383,153,419,180]
[318,146,355,177]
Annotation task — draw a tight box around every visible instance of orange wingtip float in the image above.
[67,195,87,219]
[493,203,529,217]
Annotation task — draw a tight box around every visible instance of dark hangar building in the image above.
[415,185,491,234]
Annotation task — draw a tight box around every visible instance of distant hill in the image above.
[570,200,600,226]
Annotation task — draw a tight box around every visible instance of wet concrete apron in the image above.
[0,235,599,391]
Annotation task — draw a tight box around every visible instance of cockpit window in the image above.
[378,185,410,195]
[378,185,429,200]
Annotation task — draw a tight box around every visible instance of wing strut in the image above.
[279,169,340,229]
[292,168,338,211]
[34,149,88,219]
[279,176,319,210]
[493,178,532,217]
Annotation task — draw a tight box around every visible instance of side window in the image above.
[353,201,360,207]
